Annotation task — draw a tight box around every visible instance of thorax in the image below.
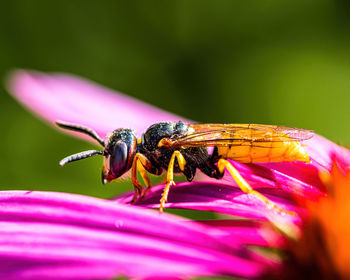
[139,121,210,173]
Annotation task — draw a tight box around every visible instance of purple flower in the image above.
[0,191,269,279]
[6,70,350,279]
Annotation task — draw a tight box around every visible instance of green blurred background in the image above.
[0,0,350,201]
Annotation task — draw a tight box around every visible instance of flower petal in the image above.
[7,70,186,139]
[115,182,302,225]
[227,161,325,201]
[8,71,349,181]
[7,70,350,184]
[0,191,270,279]
[196,220,285,248]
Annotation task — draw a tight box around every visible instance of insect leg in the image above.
[160,151,186,212]
[131,153,152,202]
[217,159,295,216]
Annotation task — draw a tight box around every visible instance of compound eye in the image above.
[109,136,137,179]
[109,142,129,178]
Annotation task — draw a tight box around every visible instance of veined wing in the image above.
[163,123,313,148]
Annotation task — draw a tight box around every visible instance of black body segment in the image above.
[139,121,220,181]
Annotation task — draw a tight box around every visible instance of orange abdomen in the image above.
[217,134,310,164]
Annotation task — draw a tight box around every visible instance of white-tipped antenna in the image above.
[59,150,104,166]
[56,121,105,147]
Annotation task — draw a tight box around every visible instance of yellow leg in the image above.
[131,153,152,202]
[217,159,295,216]
[160,151,186,212]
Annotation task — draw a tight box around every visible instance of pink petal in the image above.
[0,191,271,279]
[304,134,350,169]
[7,70,349,183]
[196,220,286,248]
[7,70,186,139]
[226,160,325,201]
[115,182,302,225]
[8,69,350,233]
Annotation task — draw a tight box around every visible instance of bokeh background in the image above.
[1,0,350,203]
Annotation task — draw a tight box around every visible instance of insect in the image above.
[57,121,313,213]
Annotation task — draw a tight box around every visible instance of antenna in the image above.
[59,150,104,166]
[56,121,105,147]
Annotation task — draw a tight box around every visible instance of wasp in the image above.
[57,121,313,213]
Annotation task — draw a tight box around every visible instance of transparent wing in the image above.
[165,123,313,148]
